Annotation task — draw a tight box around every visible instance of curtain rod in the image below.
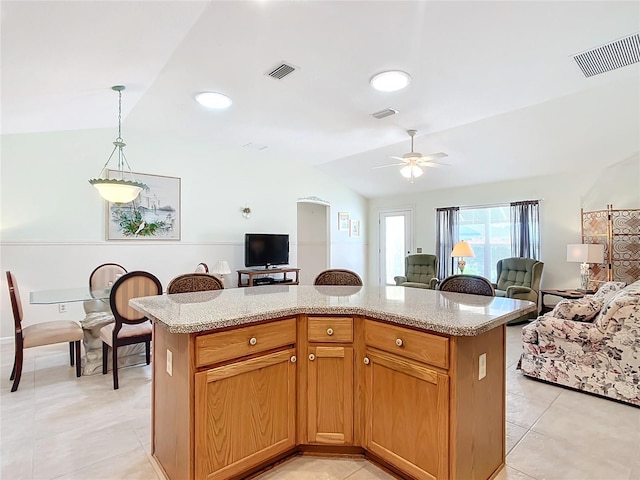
[435,199,543,210]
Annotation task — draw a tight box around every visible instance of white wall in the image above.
[368,154,639,288]
[0,128,368,337]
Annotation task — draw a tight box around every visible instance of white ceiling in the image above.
[2,1,639,198]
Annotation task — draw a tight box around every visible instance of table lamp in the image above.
[211,260,232,287]
[451,241,475,274]
[566,244,604,292]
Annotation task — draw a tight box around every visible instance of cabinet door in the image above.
[364,349,449,480]
[195,348,297,480]
[307,345,354,445]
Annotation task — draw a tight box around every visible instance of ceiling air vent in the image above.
[371,108,398,119]
[573,33,640,78]
[267,62,296,80]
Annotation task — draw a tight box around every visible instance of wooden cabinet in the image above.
[195,347,297,480]
[305,316,354,445]
[364,320,450,479]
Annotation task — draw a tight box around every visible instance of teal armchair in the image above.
[493,257,544,322]
[394,254,439,290]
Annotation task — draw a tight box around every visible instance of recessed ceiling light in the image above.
[370,70,411,92]
[195,92,232,109]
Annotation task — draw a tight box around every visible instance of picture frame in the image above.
[338,212,350,231]
[349,219,361,238]
[106,170,181,240]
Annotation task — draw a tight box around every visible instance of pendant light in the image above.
[89,85,147,203]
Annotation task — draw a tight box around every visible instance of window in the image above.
[458,205,511,282]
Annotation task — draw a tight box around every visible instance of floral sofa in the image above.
[519,280,640,406]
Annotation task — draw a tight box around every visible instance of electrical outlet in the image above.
[478,353,487,380]
[417,247,423,253]
[58,304,67,313]
[166,349,173,376]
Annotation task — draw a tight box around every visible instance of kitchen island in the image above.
[131,284,535,480]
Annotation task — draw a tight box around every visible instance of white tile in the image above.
[493,465,537,480]
[506,366,562,406]
[254,456,367,480]
[56,444,161,480]
[506,421,528,454]
[507,430,632,480]
[33,421,143,479]
[506,392,552,429]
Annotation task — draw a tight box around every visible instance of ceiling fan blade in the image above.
[372,163,404,170]
[420,162,451,168]
[419,152,448,161]
[388,156,406,161]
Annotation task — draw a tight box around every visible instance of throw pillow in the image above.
[551,297,604,322]
[592,282,627,303]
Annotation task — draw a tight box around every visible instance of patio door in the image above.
[379,209,413,285]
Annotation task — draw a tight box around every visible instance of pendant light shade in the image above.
[89,86,147,203]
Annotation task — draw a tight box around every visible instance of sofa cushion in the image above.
[550,297,604,322]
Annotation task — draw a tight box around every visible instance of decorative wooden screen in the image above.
[582,205,640,288]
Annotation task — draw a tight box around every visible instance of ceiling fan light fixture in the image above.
[370,70,411,92]
[195,91,232,109]
[400,164,423,179]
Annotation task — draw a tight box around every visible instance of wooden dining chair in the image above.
[313,269,363,286]
[6,271,83,392]
[167,272,223,294]
[438,274,495,296]
[89,262,127,291]
[194,262,209,273]
[99,271,162,389]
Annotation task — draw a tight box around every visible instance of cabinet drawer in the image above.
[364,320,449,369]
[195,318,296,368]
[308,317,353,343]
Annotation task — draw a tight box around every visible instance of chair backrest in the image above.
[194,263,209,273]
[167,273,223,294]
[314,269,363,286]
[109,271,162,326]
[90,263,127,290]
[438,274,495,296]
[6,271,23,333]
[405,254,438,283]
[495,257,544,293]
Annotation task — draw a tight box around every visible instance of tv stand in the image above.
[237,267,300,288]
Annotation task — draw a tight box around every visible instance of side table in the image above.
[540,289,589,314]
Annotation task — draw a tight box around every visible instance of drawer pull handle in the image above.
[326,328,334,336]
[249,337,257,346]
[290,355,297,363]
[309,354,316,361]
[363,357,370,365]
[396,338,404,347]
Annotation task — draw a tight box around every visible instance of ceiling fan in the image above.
[373,129,449,182]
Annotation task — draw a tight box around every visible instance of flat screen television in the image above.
[245,233,289,269]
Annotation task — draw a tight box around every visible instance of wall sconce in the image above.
[241,206,251,219]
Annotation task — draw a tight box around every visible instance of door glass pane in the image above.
[385,216,405,285]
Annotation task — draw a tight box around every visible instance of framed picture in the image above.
[106,170,181,240]
[350,219,361,238]
[338,212,350,231]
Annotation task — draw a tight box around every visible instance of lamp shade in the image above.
[89,179,144,204]
[400,164,424,179]
[451,241,475,258]
[212,260,231,275]
[566,244,604,263]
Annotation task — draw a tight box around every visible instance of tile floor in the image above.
[1,326,638,480]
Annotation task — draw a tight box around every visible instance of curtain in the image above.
[435,207,459,279]
[511,200,540,259]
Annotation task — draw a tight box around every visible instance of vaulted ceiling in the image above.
[2,1,639,198]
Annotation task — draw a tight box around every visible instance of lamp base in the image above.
[457,259,466,274]
[579,262,590,292]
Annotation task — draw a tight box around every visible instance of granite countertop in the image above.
[129,284,536,336]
